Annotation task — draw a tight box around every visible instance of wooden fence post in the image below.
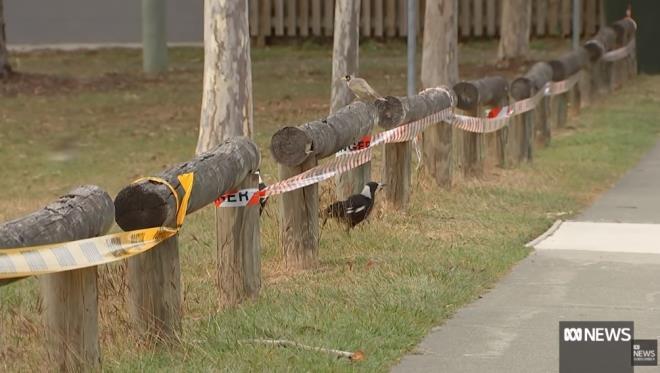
[548,47,590,129]
[379,89,454,207]
[115,137,260,339]
[421,0,459,188]
[0,186,114,371]
[511,62,553,149]
[453,76,508,176]
[270,102,379,269]
[217,172,261,306]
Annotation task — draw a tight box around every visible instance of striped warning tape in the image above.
[601,39,635,62]
[0,173,194,280]
[546,73,581,96]
[263,107,454,197]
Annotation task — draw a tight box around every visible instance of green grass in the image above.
[1,40,660,371]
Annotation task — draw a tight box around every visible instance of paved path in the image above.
[393,142,660,372]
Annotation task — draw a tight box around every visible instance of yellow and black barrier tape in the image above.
[0,173,194,281]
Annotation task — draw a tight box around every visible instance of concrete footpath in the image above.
[393,142,660,372]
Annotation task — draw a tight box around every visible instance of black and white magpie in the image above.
[323,181,385,229]
[256,170,268,216]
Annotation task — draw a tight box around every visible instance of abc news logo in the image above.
[563,326,632,343]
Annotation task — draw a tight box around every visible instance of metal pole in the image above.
[142,0,168,73]
[407,0,417,97]
[572,0,581,50]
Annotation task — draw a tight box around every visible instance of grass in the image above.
[1,39,660,371]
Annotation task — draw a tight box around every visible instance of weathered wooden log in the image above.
[612,18,636,46]
[115,137,260,230]
[454,76,508,176]
[584,26,617,62]
[510,62,553,101]
[548,48,590,81]
[511,65,553,161]
[0,185,114,372]
[114,137,259,338]
[270,101,378,167]
[380,88,453,207]
[453,76,508,111]
[377,88,454,129]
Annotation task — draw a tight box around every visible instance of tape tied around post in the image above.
[0,173,194,281]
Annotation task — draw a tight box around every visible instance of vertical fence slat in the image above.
[486,0,496,36]
[398,0,408,36]
[362,0,372,37]
[473,0,483,37]
[260,0,273,38]
[311,0,321,35]
[535,0,547,36]
[560,0,571,37]
[385,0,396,36]
[548,0,559,36]
[249,0,259,36]
[275,0,285,35]
[374,0,384,36]
[287,0,297,36]
[323,0,334,36]
[584,0,597,36]
[299,0,309,36]
[460,0,471,38]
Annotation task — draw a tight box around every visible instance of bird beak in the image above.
[378,183,387,191]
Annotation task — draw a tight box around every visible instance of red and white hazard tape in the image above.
[217,74,585,204]
[601,39,635,62]
[546,73,580,96]
[263,107,454,197]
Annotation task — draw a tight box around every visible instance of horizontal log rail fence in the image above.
[0,15,637,371]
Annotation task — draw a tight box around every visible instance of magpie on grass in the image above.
[323,182,385,230]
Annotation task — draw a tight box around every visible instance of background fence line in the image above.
[249,0,606,40]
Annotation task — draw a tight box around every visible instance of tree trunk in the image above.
[197,0,260,308]
[420,0,459,188]
[331,0,367,199]
[197,0,254,153]
[0,0,12,78]
[498,0,532,61]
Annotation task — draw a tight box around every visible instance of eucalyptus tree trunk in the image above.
[498,0,532,61]
[332,0,367,200]
[420,0,459,187]
[197,0,260,307]
[0,0,11,78]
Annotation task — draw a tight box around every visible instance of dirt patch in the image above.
[0,71,151,97]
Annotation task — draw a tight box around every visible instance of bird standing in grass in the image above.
[342,75,382,103]
[323,182,385,230]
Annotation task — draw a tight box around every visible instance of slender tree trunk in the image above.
[197,0,254,152]
[498,0,532,61]
[420,0,459,187]
[332,0,367,199]
[0,0,12,78]
[197,0,260,307]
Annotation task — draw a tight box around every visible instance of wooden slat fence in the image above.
[250,0,606,39]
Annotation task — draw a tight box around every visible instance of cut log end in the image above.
[510,77,533,101]
[453,82,480,111]
[114,183,173,231]
[375,96,404,129]
[270,126,313,167]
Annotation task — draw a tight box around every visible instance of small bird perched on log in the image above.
[323,182,385,230]
[342,75,382,102]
